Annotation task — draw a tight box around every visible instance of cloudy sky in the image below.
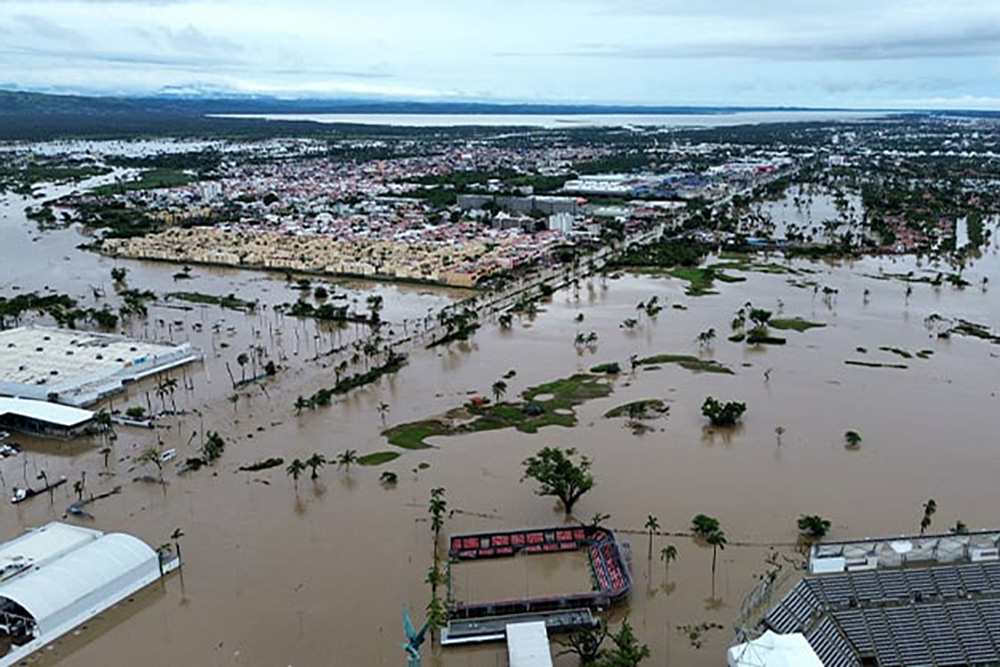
[1,0,999,108]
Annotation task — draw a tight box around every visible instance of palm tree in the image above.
[336,449,359,472]
[644,514,660,561]
[138,447,164,483]
[236,352,249,382]
[162,377,179,412]
[377,402,390,425]
[498,312,513,329]
[706,530,727,597]
[93,409,113,441]
[305,453,327,480]
[286,458,306,489]
[170,528,185,566]
[491,380,508,404]
[921,498,937,535]
[660,545,678,581]
[844,430,862,449]
[697,328,716,349]
[294,396,311,415]
[428,487,447,551]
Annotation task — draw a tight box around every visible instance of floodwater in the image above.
[1,180,1000,667]
[451,552,594,606]
[213,110,887,129]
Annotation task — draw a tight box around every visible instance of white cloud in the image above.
[0,0,998,107]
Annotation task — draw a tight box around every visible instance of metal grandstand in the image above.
[755,530,1000,667]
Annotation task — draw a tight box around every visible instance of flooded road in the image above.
[2,184,1000,666]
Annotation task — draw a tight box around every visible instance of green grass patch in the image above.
[949,319,1000,344]
[604,399,668,419]
[709,261,798,275]
[383,420,446,450]
[383,374,614,449]
[878,346,913,359]
[636,354,734,374]
[590,362,622,374]
[359,451,401,466]
[238,457,284,472]
[729,333,746,343]
[770,318,826,332]
[845,360,909,369]
[746,329,787,345]
[916,349,934,359]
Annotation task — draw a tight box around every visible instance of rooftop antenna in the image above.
[401,607,429,667]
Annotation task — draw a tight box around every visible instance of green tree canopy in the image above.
[521,446,595,515]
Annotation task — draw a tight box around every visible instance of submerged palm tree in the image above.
[305,453,327,480]
[707,530,727,598]
[491,380,508,404]
[286,459,306,489]
[660,545,678,581]
[645,514,660,561]
[170,528,185,566]
[337,449,359,472]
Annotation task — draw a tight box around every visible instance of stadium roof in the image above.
[761,560,1000,666]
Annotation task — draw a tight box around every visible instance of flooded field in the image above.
[2,182,1000,666]
[451,551,594,606]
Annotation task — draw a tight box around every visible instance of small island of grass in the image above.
[383,373,613,450]
[635,354,734,374]
[770,318,826,332]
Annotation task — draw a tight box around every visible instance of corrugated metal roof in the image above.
[0,397,93,427]
[506,622,553,667]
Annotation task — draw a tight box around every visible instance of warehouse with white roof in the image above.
[0,522,179,667]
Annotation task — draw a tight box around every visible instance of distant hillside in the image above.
[0,89,834,116]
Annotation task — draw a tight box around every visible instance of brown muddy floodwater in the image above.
[2,180,1000,667]
[451,551,594,606]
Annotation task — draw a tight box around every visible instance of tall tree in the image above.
[707,530,727,598]
[337,449,359,472]
[491,380,508,404]
[286,458,306,489]
[660,545,678,581]
[521,446,595,515]
[644,515,660,561]
[921,498,937,535]
[305,453,327,480]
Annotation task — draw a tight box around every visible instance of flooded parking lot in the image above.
[2,181,1000,666]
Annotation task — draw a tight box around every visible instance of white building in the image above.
[548,212,574,234]
[0,522,180,667]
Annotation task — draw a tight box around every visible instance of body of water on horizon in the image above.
[211,110,889,128]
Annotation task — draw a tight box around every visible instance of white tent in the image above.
[727,631,824,667]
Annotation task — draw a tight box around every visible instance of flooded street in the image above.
[2,184,1000,666]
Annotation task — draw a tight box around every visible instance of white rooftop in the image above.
[0,397,93,428]
[727,631,824,667]
[0,522,176,667]
[506,621,553,667]
[0,326,176,385]
[0,326,200,407]
[0,522,102,582]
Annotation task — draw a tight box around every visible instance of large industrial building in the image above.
[0,522,180,667]
[0,397,94,437]
[734,530,1000,667]
[0,326,200,408]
